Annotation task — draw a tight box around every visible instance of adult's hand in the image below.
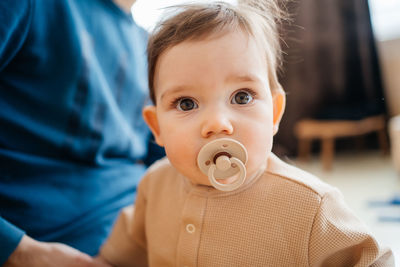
[4,235,112,267]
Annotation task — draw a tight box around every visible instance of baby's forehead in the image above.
[154,31,270,92]
[161,29,266,59]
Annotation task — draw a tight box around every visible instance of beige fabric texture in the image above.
[100,154,394,267]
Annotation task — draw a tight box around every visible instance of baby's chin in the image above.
[215,172,241,185]
[177,167,211,186]
[190,173,213,186]
[187,170,242,187]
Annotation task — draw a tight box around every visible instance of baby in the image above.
[99,1,394,266]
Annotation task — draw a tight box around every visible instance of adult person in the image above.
[0,0,163,266]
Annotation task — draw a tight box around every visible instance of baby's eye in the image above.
[231,90,253,105]
[177,98,198,111]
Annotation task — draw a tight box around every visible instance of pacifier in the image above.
[197,138,248,192]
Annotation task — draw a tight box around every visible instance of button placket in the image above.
[177,192,207,267]
[186,223,196,234]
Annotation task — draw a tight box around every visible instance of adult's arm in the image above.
[4,235,111,267]
[0,219,25,264]
[0,219,107,267]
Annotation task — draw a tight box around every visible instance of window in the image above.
[369,0,400,41]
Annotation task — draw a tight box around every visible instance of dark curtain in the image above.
[273,0,385,156]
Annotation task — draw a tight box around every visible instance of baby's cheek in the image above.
[165,140,194,166]
[246,131,273,169]
[249,142,271,163]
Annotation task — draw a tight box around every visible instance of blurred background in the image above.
[132,0,400,263]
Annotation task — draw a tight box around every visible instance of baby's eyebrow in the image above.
[225,74,262,84]
[160,85,192,101]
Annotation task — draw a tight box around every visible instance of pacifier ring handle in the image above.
[208,157,246,192]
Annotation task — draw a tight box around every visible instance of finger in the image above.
[92,257,113,267]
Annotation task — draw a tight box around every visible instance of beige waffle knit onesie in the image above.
[100,154,394,267]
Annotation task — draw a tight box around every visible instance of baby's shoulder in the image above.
[140,157,180,186]
[265,154,337,198]
[146,156,172,173]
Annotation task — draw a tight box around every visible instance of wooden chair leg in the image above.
[298,138,312,162]
[377,128,389,155]
[321,138,334,171]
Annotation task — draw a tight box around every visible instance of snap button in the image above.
[186,224,195,234]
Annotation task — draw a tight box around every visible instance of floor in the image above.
[291,150,400,266]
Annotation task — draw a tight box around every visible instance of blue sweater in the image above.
[0,0,155,263]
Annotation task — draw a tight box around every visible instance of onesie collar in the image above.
[181,160,267,198]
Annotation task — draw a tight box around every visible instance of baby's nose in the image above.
[201,111,233,138]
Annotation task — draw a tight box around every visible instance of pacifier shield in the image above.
[197,138,248,191]
[197,138,247,179]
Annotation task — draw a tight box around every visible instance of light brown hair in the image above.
[147,1,286,104]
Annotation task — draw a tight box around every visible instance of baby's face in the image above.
[147,30,280,186]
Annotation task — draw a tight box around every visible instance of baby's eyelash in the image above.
[169,96,192,109]
[169,97,182,109]
[236,88,258,98]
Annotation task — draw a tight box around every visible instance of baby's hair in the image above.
[147,0,287,104]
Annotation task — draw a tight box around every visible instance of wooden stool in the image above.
[294,115,388,170]
[389,115,400,173]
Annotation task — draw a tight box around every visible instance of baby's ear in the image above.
[272,88,286,135]
[142,105,164,147]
